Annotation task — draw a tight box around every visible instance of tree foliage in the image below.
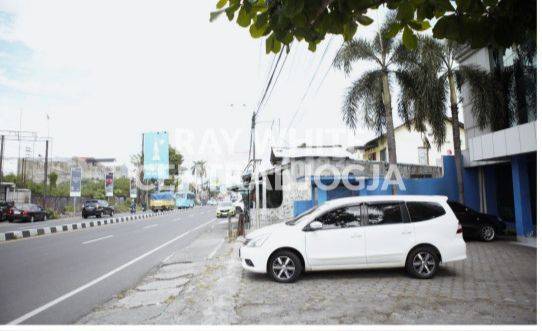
[212,0,536,53]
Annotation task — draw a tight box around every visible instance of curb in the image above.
[0,209,184,242]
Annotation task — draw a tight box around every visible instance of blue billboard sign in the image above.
[143,132,169,180]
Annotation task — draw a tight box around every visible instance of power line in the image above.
[255,46,285,116]
[260,50,289,112]
[285,37,334,136]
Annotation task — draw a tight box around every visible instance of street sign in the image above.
[130,178,137,198]
[70,167,82,197]
[143,132,169,180]
[105,171,114,197]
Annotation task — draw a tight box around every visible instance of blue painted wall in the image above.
[293,200,314,217]
[293,155,480,217]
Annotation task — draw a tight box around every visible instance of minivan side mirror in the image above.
[308,221,323,231]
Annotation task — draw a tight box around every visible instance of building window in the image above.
[418,147,429,165]
[379,148,387,162]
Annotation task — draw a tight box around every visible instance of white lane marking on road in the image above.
[207,238,224,260]
[142,224,158,230]
[8,217,216,325]
[81,235,113,245]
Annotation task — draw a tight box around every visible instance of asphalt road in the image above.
[0,211,139,232]
[0,206,218,324]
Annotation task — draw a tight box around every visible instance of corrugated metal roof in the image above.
[271,145,352,163]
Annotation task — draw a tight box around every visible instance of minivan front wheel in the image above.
[406,246,439,279]
[268,250,302,283]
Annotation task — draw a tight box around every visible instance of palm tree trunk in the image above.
[381,71,398,195]
[448,72,465,203]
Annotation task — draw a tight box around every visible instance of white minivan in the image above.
[239,195,466,282]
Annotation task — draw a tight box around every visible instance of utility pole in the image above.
[43,140,49,208]
[0,135,4,201]
[251,112,260,229]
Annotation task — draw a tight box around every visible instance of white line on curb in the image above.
[8,217,216,325]
[82,235,113,245]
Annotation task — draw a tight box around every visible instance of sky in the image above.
[0,0,426,186]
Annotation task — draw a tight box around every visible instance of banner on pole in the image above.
[70,167,82,197]
[143,131,169,180]
[105,171,114,197]
[130,178,137,198]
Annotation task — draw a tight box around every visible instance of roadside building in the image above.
[348,118,465,167]
[252,145,443,225]
[16,157,128,184]
[457,47,537,242]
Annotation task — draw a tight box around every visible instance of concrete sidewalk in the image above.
[78,223,536,325]
[78,220,237,324]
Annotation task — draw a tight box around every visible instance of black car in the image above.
[82,199,114,218]
[7,203,48,223]
[0,201,14,221]
[448,201,507,241]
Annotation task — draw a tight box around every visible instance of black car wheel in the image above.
[267,250,303,283]
[406,246,440,279]
[96,212,102,218]
[480,225,496,242]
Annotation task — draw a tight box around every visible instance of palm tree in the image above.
[333,21,413,194]
[397,37,536,203]
[191,161,207,199]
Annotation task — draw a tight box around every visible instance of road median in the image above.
[0,210,182,242]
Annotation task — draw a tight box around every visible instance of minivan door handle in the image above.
[350,234,363,238]
[401,230,412,235]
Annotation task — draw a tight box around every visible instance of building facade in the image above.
[457,47,537,241]
[350,118,465,167]
[17,157,129,184]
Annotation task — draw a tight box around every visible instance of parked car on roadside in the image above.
[6,203,48,223]
[216,201,235,218]
[447,200,507,241]
[239,195,467,283]
[82,199,114,218]
[0,201,14,221]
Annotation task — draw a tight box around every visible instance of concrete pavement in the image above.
[0,206,217,324]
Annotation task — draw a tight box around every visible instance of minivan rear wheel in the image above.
[267,250,302,283]
[406,246,439,279]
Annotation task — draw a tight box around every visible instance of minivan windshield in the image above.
[285,206,319,225]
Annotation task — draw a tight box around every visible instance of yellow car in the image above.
[216,201,235,218]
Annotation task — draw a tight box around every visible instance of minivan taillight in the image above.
[456,223,463,234]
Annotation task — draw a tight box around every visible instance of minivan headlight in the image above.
[245,234,270,247]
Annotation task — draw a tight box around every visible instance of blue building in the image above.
[457,47,537,243]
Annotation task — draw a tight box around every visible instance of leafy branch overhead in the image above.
[211,0,536,53]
